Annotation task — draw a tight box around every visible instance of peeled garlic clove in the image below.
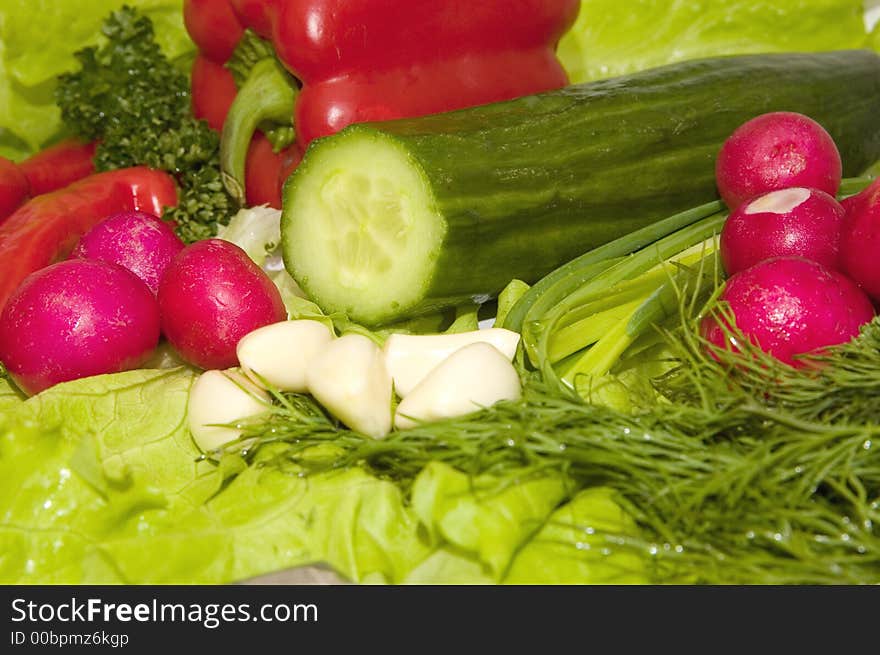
[307,333,392,439]
[237,319,334,392]
[395,342,521,430]
[383,328,520,397]
[187,369,270,453]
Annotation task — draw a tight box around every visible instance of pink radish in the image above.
[840,177,880,301]
[0,259,160,395]
[720,187,845,275]
[715,112,842,210]
[701,257,874,367]
[158,239,287,370]
[72,210,185,295]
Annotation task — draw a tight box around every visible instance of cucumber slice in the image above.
[283,131,446,324]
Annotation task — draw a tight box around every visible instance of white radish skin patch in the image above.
[237,319,334,392]
[188,369,271,453]
[744,187,811,215]
[383,328,521,397]
[394,342,522,431]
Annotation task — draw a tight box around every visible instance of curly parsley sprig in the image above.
[55,6,235,242]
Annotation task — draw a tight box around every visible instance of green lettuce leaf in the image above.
[0,369,429,583]
[93,456,432,584]
[13,368,206,500]
[1,367,646,584]
[1,392,432,585]
[410,462,569,578]
[403,549,496,584]
[218,206,284,268]
[0,368,212,583]
[406,463,648,584]
[0,0,193,160]
[0,377,23,416]
[504,487,647,584]
[559,0,870,84]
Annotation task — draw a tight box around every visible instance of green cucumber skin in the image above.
[288,50,880,322]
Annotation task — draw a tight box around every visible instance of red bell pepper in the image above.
[277,142,303,192]
[0,167,177,312]
[229,0,275,40]
[185,0,242,132]
[191,54,294,207]
[220,56,297,204]
[184,0,578,206]
[191,55,239,132]
[0,139,97,222]
[273,1,580,145]
[0,156,29,222]
[185,0,293,206]
[244,132,301,208]
[18,138,97,197]
[183,0,243,63]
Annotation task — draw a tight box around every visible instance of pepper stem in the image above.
[220,58,298,205]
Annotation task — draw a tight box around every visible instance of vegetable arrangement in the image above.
[1,2,880,586]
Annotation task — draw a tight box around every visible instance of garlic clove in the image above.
[237,319,334,392]
[395,341,521,430]
[187,369,271,453]
[383,327,520,397]
[307,333,393,439]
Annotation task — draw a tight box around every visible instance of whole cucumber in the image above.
[282,50,880,325]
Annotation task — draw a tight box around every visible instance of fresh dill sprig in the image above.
[55,6,235,242]
[664,303,880,427]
